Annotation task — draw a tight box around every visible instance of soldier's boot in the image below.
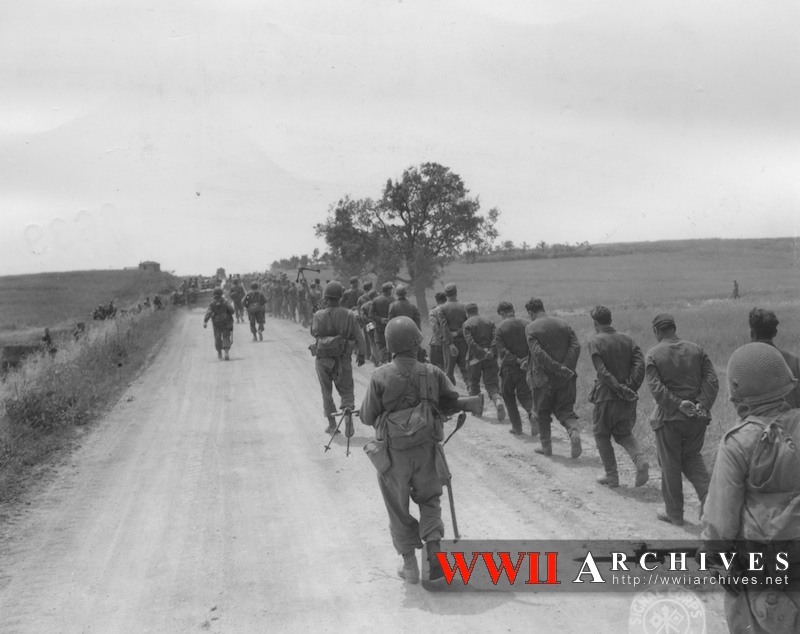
[258,330,263,341]
[618,435,649,487]
[217,350,223,360]
[224,349,230,361]
[397,552,419,584]
[568,427,582,459]
[534,440,552,456]
[596,473,619,488]
[635,462,650,487]
[493,396,506,422]
[252,334,258,342]
[325,415,337,434]
[422,540,447,591]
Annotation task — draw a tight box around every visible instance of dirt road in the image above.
[0,312,728,633]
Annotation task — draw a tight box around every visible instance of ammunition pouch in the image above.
[315,335,347,358]
[364,439,391,474]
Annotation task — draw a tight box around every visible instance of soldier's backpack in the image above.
[376,362,443,450]
[211,300,232,328]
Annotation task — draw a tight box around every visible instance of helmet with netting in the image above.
[385,316,423,354]
[728,342,796,405]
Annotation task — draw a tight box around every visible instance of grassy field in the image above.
[0,270,181,346]
[422,237,800,467]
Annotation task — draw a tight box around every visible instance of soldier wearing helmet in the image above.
[203,287,235,360]
[702,343,800,633]
[243,281,268,341]
[388,284,424,361]
[360,316,464,589]
[367,282,395,365]
[312,281,367,433]
[645,312,719,526]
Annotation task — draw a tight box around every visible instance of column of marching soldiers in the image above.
[204,273,800,618]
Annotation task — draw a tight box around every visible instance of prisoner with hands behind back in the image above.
[369,282,395,365]
[463,302,505,422]
[243,282,267,341]
[587,306,649,488]
[439,283,470,387]
[495,301,532,436]
[525,297,582,458]
[428,292,448,371]
[388,284,425,362]
[645,312,719,526]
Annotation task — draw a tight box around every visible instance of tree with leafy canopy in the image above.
[315,162,498,314]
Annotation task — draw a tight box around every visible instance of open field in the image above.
[0,270,181,347]
[422,237,800,467]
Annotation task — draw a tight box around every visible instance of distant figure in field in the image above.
[732,280,740,299]
[42,328,56,355]
[749,307,800,408]
[153,295,163,310]
[73,322,86,341]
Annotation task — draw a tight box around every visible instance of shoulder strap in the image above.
[418,364,429,404]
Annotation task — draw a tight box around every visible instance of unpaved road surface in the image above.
[0,313,728,633]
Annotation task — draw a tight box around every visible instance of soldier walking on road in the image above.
[388,285,424,362]
[369,282,395,365]
[439,283,470,387]
[428,292,448,370]
[748,307,800,408]
[525,298,582,458]
[312,281,366,433]
[495,302,532,435]
[244,282,267,341]
[342,276,361,310]
[587,306,648,488]
[203,288,234,360]
[359,317,482,590]
[645,313,719,526]
[701,343,800,634]
[229,278,246,323]
[463,303,505,421]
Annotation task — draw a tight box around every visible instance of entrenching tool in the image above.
[323,408,358,456]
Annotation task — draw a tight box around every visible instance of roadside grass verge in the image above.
[0,308,179,503]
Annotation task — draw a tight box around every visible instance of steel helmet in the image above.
[728,342,796,405]
[385,316,423,354]
[213,288,224,297]
[250,282,259,290]
[323,281,344,299]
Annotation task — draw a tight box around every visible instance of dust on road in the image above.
[0,313,727,633]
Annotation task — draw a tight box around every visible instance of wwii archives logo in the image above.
[628,586,706,634]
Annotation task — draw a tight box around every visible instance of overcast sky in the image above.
[1,0,798,275]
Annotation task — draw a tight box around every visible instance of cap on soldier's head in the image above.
[368,289,378,299]
[213,288,224,297]
[385,316,423,354]
[323,281,344,299]
[233,278,240,284]
[728,342,796,405]
[363,281,373,291]
[381,281,394,292]
[349,276,359,284]
[444,283,457,296]
[395,284,407,297]
[590,306,612,325]
[465,302,478,313]
[250,282,259,290]
[497,301,514,314]
[652,313,675,329]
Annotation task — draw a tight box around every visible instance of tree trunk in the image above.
[414,285,429,316]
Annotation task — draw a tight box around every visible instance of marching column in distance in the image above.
[587,306,648,487]
[312,281,366,433]
[203,287,234,360]
[462,303,505,421]
[645,312,719,526]
[524,297,582,458]
[494,301,533,435]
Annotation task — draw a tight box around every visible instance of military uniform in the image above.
[312,304,366,419]
[702,344,800,634]
[388,297,421,328]
[204,295,234,358]
[754,338,800,408]
[645,323,718,523]
[588,323,647,485]
[342,279,361,310]
[428,305,446,370]
[369,288,394,364]
[229,281,246,323]
[462,309,502,406]
[243,287,267,340]
[495,315,533,434]
[439,292,470,386]
[525,313,581,454]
